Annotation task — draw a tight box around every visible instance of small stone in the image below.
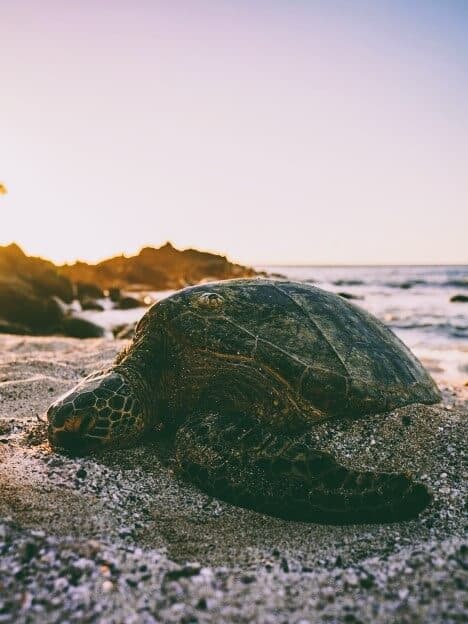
[102,580,113,593]
[20,540,39,562]
[126,577,138,587]
[54,577,69,592]
[197,597,207,610]
[343,571,359,587]
[48,457,64,467]
[359,574,374,589]
[164,563,201,581]
[119,527,133,539]
[86,539,101,555]
[76,467,87,479]
[73,557,93,572]
[320,586,335,600]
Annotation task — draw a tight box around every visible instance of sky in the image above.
[1,0,467,265]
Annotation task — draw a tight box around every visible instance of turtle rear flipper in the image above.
[257,446,431,523]
[174,413,431,524]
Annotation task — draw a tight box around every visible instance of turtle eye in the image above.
[196,292,224,309]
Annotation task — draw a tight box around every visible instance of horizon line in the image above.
[257,262,468,268]
[2,241,467,269]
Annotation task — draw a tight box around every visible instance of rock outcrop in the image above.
[450,294,468,303]
[0,244,73,334]
[0,242,258,336]
[59,242,258,290]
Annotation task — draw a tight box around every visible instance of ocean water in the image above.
[80,265,468,388]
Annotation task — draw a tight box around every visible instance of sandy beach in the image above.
[3,0,467,620]
[0,334,466,623]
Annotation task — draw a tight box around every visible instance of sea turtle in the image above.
[47,279,440,522]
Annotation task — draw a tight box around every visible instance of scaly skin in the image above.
[47,370,147,452]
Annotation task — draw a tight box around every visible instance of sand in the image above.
[0,334,466,623]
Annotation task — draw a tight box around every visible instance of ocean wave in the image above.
[444,279,468,288]
[388,320,468,338]
[385,280,428,289]
[332,279,365,286]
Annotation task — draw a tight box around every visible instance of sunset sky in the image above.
[1,1,467,265]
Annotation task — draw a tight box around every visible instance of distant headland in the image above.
[58,241,258,291]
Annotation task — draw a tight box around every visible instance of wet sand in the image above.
[0,335,466,623]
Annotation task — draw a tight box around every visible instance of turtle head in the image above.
[47,371,147,453]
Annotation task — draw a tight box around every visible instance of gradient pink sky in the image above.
[1,1,467,264]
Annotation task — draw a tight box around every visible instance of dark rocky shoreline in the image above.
[0,243,258,339]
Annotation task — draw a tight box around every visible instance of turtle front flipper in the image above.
[174,413,431,524]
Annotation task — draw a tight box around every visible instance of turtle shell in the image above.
[142,279,440,417]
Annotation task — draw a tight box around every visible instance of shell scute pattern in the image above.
[160,280,439,419]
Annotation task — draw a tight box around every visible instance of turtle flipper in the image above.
[255,440,431,523]
[174,413,431,523]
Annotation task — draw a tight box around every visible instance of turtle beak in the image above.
[49,429,90,454]
[47,400,96,454]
